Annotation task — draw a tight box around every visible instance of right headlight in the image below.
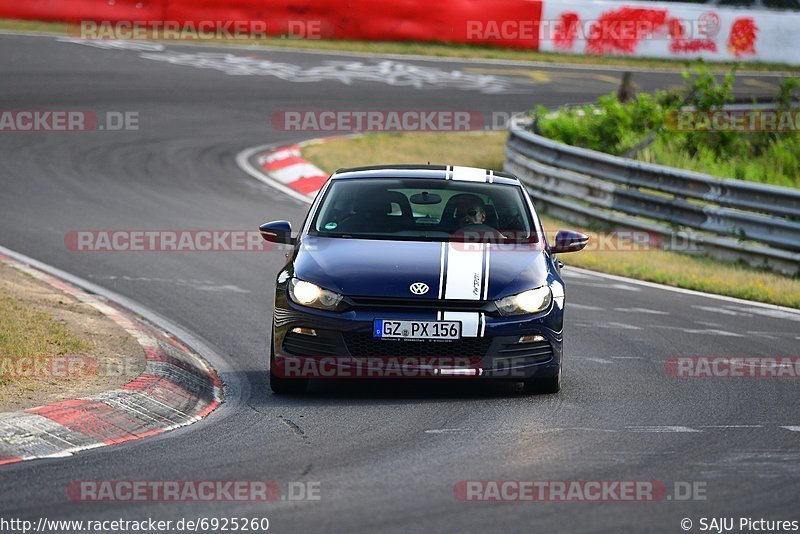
[494,286,552,316]
[288,278,345,311]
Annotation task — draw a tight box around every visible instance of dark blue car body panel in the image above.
[294,237,551,301]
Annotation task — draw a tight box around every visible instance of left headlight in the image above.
[288,278,345,311]
[494,286,552,316]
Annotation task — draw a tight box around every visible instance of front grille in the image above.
[282,332,346,357]
[343,334,492,358]
[497,339,553,363]
[347,297,490,312]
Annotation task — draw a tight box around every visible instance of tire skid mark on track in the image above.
[423,424,800,435]
[0,246,223,465]
[277,415,310,446]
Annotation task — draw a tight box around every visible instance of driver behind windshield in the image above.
[455,196,488,228]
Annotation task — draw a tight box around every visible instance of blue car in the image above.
[260,165,588,394]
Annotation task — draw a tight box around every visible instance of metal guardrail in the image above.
[504,113,800,275]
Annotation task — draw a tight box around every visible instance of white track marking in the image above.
[195,284,251,293]
[700,425,763,428]
[613,307,669,315]
[89,274,250,293]
[745,331,780,340]
[425,425,797,435]
[564,266,800,317]
[57,37,165,52]
[585,357,614,364]
[653,326,743,337]
[560,270,599,279]
[575,321,643,330]
[138,52,516,94]
[626,426,702,433]
[693,305,748,316]
[568,281,641,291]
[722,305,800,323]
[569,303,604,311]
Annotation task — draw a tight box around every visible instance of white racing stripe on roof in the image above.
[451,166,488,182]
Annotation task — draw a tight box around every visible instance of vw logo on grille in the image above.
[410,282,429,295]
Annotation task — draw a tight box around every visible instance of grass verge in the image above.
[2,18,798,73]
[302,132,800,308]
[0,294,92,387]
[0,263,144,411]
[638,136,800,188]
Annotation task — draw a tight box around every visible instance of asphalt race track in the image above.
[1,33,798,533]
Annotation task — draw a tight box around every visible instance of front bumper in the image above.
[272,291,563,381]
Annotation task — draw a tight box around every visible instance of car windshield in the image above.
[309,178,538,242]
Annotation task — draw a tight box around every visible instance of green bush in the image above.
[535,63,800,188]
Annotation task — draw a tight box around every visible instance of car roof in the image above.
[331,164,521,186]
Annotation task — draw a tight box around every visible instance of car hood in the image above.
[293,237,550,301]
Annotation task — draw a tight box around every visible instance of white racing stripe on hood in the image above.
[441,243,490,337]
[482,244,491,300]
[444,311,481,338]
[437,242,446,299]
[444,243,485,300]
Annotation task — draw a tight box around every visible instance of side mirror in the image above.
[259,220,295,245]
[551,230,588,254]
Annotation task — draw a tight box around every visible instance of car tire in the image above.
[270,369,308,394]
[270,344,308,394]
[522,368,561,395]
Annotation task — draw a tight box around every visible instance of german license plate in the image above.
[374,320,461,340]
